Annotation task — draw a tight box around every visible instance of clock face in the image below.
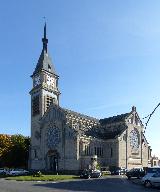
[34,75,41,87]
[46,75,54,86]
[130,129,139,149]
[46,127,60,149]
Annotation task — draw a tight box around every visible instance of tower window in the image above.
[45,95,55,111]
[32,95,40,116]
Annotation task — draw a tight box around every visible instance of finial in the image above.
[132,106,136,112]
[42,18,48,52]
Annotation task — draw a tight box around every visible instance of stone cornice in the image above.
[30,83,61,95]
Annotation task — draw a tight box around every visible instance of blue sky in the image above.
[0,0,160,157]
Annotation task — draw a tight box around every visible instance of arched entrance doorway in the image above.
[46,150,59,172]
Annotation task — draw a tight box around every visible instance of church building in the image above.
[29,24,152,172]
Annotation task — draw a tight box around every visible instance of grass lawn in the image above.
[5,175,79,181]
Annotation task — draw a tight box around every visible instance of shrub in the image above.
[33,171,43,177]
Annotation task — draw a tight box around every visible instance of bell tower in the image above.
[30,23,60,116]
[29,23,60,169]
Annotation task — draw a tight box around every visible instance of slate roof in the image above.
[41,104,132,140]
[62,109,131,139]
[100,126,127,139]
[63,108,99,123]
[99,112,131,125]
[33,49,56,75]
[85,123,126,139]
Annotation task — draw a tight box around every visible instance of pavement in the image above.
[130,178,143,185]
[0,175,158,192]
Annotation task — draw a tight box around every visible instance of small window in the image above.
[97,147,99,156]
[94,147,103,157]
[34,149,37,158]
[95,147,97,155]
[102,148,103,156]
[85,145,87,155]
[131,117,134,124]
[48,64,51,71]
[110,148,113,158]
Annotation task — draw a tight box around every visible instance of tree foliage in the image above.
[0,135,12,158]
[0,134,30,168]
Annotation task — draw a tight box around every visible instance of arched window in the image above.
[110,147,113,158]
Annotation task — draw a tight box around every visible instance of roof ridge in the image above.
[102,112,131,119]
[100,112,131,124]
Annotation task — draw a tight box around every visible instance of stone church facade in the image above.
[29,24,152,172]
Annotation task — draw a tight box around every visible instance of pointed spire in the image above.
[42,22,48,52]
[32,22,57,76]
[44,22,46,39]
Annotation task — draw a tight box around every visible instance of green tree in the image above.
[0,134,13,167]
[0,134,30,168]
